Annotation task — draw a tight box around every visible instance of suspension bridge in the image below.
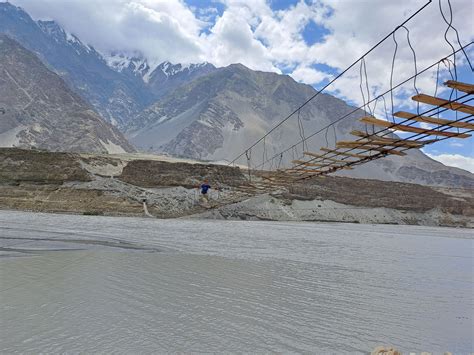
[227,0,473,187]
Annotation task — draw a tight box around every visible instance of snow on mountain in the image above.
[102,51,153,80]
[156,61,211,77]
[146,61,216,98]
[37,20,94,56]
[0,2,153,127]
[0,2,213,128]
[102,54,215,86]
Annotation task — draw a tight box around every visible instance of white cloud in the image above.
[449,141,464,148]
[304,0,473,108]
[419,122,435,130]
[201,7,278,71]
[427,153,474,173]
[290,65,331,85]
[10,0,206,64]
[5,0,473,125]
[8,0,473,84]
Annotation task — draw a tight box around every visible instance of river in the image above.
[0,211,472,353]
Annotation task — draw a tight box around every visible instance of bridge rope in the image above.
[253,42,472,171]
[229,0,472,184]
[228,0,433,167]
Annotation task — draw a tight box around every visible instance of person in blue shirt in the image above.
[199,180,211,202]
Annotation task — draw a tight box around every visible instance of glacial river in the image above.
[0,210,472,353]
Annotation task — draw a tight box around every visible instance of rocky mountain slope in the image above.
[0,35,135,153]
[0,2,152,126]
[147,61,216,98]
[126,64,474,188]
[0,2,216,127]
[104,51,152,81]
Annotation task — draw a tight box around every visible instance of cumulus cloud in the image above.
[290,65,331,85]
[202,6,277,71]
[308,0,473,108]
[427,153,474,173]
[5,0,473,106]
[8,0,472,79]
[10,0,206,64]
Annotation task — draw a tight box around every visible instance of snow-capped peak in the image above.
[102,51,152,80]
[101,53,212,83]
[157,61,211,77]
[37,20,93,54]
[64,30,80,45]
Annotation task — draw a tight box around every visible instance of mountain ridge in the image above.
[0,34,135,153]
[126,63,474,188]
[0,2,152,126]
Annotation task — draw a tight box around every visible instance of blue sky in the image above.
[7,0,474,171]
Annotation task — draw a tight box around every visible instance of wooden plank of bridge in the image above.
[285,168,331,174]
[444,80,474,94]
[335,142,407,156]
[295,162,329,167]
[360,116,471,138]
[260,175,287,182]
[303,151,356,163]
[411,94,474,115]
[339,138,423,148]
[287,168,340,177]
[259,177,292,184]
[320,147,371,158]
[291,160,326,166]
[350,130,434,146]
[393,111,474,130]
[296,161,354,169]
[295,164,354,176]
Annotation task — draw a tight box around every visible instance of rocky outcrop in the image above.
[0,148,91,184]
[371,347,401,355]
[119,160,247,188]
[284,175,474,215]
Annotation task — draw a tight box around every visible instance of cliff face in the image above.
[119,160,247,188]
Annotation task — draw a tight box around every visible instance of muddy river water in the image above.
[0,211,472,353]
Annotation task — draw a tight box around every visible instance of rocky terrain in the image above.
[1,148,472,227]
[0,35,135,153]
[147,61,217,98]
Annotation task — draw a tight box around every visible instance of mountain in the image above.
[0,34,135,153]
[2,2,472,188]
[146,61,216,98]
[103,51,153,81]
[126,64,474,188]
[0,2,152,126]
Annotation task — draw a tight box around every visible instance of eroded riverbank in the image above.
[1,148,473,227]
